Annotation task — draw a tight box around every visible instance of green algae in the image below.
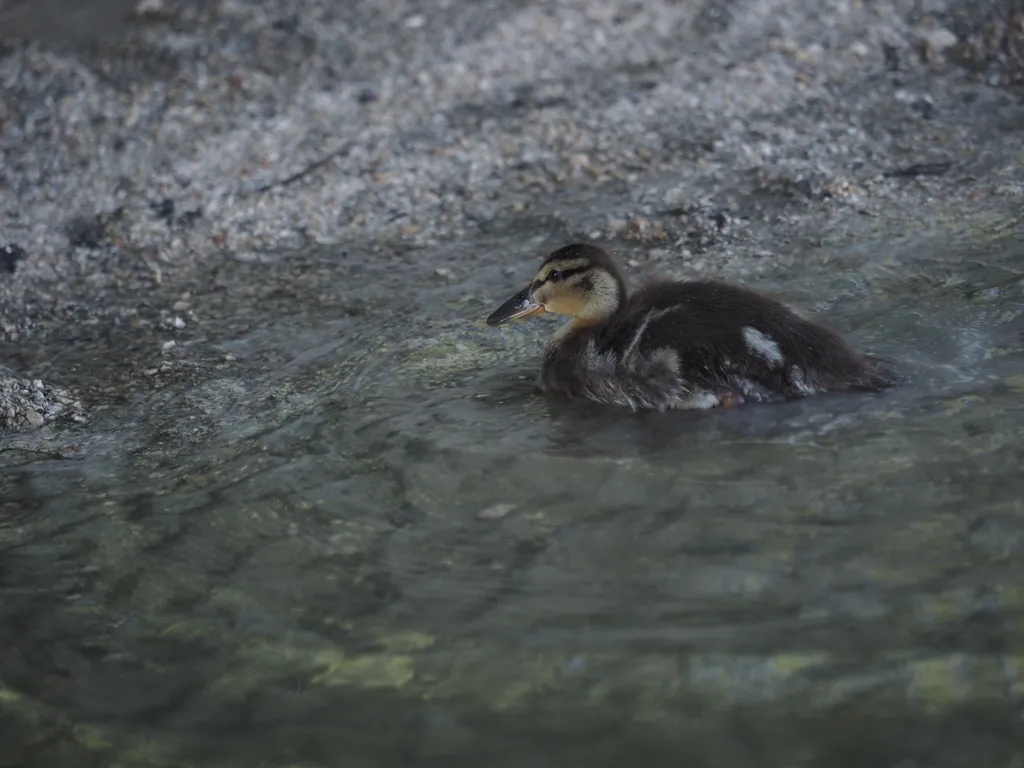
[900,652,1018,717]
[310,649,416,689]
[373,629,437,653]
[1005,374,1024,392]
[71,722,115,751]
[0,685,49,728]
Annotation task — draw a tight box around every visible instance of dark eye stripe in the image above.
[542,265,589,284]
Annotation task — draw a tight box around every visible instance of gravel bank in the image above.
[0,0,1021,432]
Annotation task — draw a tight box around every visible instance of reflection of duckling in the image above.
[487,243,896,411]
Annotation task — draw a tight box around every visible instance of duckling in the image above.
[486,243,895,411]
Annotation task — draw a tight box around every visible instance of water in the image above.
[2,209,1023,767]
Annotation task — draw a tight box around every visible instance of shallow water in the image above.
[2,210,1024,767]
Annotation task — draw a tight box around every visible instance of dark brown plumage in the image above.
[487,243,896,411]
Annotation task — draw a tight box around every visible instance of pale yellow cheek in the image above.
[542,293,584,317]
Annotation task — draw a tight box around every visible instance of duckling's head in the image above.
[486,244,627,327]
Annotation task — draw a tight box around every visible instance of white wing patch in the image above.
[742,327,784,367]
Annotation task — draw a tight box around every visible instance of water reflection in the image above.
[1,216,1023,767]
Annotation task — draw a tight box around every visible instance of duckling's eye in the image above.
[547,269,563,282]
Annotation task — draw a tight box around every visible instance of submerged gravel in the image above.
[0,364,85,429]
[0,0,1022,431]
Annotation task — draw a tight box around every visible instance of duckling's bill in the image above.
[486,286,545,326]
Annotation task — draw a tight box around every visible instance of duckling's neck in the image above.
[549,318,583,345]
[548,312,613,346]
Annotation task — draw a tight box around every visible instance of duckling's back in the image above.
[606,278,895,397]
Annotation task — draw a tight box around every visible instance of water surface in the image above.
[2,211,1023,767]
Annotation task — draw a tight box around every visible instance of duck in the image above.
[485,243,896,411]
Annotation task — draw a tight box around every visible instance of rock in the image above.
[849,41,870,58]
[919,26,959,66]
[0,369,86,431]
[135,0,166,15]
[0,244,26,274]
[920,27,958,55]
[65,214,110,248]
[150,198,175,219]
[357,88,379,104]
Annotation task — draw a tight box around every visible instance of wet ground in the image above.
[2,0,1024,766]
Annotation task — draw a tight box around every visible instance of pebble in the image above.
[477,503,516,520]
[849,41,870,58]
[135,0,166,14]
[919,27,958,55]
[0,244,27,275]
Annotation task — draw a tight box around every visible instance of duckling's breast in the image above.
[540,331,721,411]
